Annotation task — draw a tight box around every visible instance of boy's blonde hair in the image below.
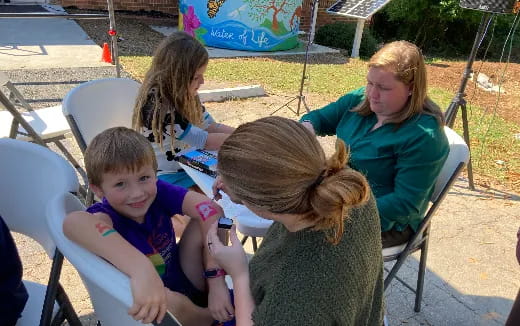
[85,127,158,187]
[353,40,444,127]
[218,117,370,244]
[133,31,209,149]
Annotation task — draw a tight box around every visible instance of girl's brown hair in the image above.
[218,117,370,244]
[352,40,444,126]
[132,31,209,148]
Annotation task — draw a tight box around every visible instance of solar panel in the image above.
[327,0,392,19]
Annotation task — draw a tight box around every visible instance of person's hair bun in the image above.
[309,140,370,243]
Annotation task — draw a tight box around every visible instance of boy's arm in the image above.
[182,191,235,322]
[63,211,168,324]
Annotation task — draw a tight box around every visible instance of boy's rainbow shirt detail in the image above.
[148,253,166,276]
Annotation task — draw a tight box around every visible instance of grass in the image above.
[120,55,520,192]
[429,88,520,188]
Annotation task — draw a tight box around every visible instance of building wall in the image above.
[59,0,179,15]
[58,0,356,30]
[300,0,357,33]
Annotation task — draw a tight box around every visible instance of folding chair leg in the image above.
[384,257,407,291]
[53,140,87,182]
[50,308,65,326]
[40,249,81,326]
[56,283,82,326]
[414,239,430,312]
[40,250,64,326]
[85,187,95,206]
[241,235,259,252]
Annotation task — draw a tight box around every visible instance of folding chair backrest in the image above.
[0,138,79,258]
[46,193,182,326]
[431,126,471,203]
[61,78,141,151]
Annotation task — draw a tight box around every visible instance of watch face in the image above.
[218,217,233,229]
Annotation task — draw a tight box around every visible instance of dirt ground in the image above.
[428,60,520,126]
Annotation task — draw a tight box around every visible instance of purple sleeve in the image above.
[155,179,188,216]
[86,201,110,215]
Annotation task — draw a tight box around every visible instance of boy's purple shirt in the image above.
[87,179,188,277]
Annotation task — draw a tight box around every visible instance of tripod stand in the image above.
[444,12,494,190]
[271,0,319,116]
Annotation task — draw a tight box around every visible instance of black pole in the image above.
[106,0,121,78]
[444,12,493,190]
[271,0,318,116]
[445,12,493,126]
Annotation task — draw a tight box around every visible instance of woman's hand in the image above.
[128,263,168,324]
[212,175,226,201]
[207,277,235,322]
[206,221,248,279]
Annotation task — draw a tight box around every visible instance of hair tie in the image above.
[311,170,327,188]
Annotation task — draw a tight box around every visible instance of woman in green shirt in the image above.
[208,117,384,325]
[301,41,450,248]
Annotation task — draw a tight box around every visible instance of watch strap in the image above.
[203,268,226,279]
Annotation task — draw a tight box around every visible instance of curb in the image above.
[199,85,265,102]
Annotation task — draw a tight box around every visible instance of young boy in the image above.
[64,127,234,326]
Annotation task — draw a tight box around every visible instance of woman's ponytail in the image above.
[309,140,370,244]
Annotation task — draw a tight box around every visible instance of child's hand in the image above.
[128,264,168,324]
[208,277,234,322]
[207,221,248,278]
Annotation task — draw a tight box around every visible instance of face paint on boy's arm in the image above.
[95,222,117,237]
[195,201,220,221]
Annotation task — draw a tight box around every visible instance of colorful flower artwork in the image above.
[179,0,303,51]
[182,6,201,37]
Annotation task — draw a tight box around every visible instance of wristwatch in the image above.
[203,268,226,279]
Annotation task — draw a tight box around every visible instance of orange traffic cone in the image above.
[101,42,112,63]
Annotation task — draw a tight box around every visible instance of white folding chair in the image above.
[61,77,141,152]
[0,138,82,326]
[0,71,86,183]
[46,192,183,326]
[382,126,471,312]
[61,77,141,204]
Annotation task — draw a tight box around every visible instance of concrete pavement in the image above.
[0,5,109,69]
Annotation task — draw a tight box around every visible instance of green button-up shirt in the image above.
[301,87,449,232]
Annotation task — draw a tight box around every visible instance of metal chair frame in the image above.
[383,162,466,312]
[0,76,88,197]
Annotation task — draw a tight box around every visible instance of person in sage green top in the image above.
[301,41,450,248]
[207,117,384,325]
